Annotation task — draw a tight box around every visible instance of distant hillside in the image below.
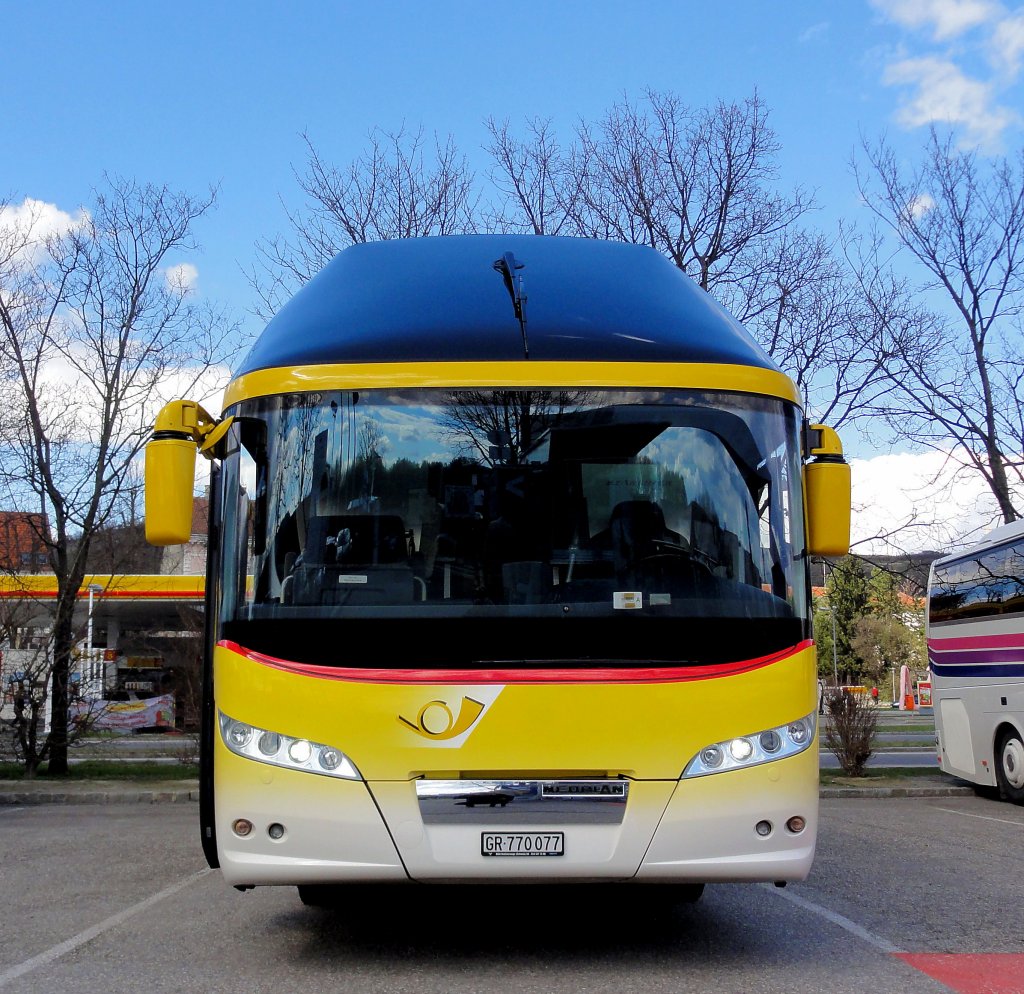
[72,523,163,575]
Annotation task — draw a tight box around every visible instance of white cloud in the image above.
[27,351,231,444]
[137,367,234,497]
[0,197,89,264]
[151,364,231,419]
[871,1,1024,147]
[989,7,1024,73]
[850,448,1006,554]
[883,55,1019,145]
[871,0,1000,40]
[164,262,199,292]
[799,21,830,43]
[906,192,936,218]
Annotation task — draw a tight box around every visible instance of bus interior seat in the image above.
[286,514,419,604]
[319,514,409,565]
[603,500,684,570]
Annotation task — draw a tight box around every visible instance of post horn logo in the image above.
[399,696,486,740]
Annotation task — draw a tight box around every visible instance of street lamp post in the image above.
[86,583,103,700]
[823,560,840,687]
[828,606,839,686]
[820,605,839,686]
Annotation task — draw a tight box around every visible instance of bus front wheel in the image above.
[297,884,341,908]
[995,728,1024,805]
[673,883,705,904]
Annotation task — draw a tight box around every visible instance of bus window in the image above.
[218,388,807,669]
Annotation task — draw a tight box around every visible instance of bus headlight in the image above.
[681,712,816,779]
[219,712,361,780]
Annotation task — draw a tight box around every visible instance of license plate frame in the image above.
[480,831,565,857]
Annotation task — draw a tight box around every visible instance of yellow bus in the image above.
[146,235,849,904]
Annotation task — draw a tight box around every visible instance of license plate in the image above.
[481,832,564,856]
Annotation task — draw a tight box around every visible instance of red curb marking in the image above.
[896,954,1024,994]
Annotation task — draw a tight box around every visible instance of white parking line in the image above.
[761,883,902,953]
[0,868,212,987]
[933,806,1024,828]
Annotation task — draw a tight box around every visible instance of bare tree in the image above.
[440,390,593,465]
[0,570,51,769]
[251,126,480,317]
[263,93,894,443]
[751,226,897,430]
[561,90,812,303]
[483,117,580,235]
[0,177,235,775]
[853,128,1024,523]
[270,92,816,324]
[484,92,890,434]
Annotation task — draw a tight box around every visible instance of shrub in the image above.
[824,688,877,777]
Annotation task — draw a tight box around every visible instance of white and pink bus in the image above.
[927,520,1024,804]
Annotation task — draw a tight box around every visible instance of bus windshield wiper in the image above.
[493,251,529,359]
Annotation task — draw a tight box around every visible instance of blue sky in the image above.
[7,0,1021,324]
[4,0,1024,549]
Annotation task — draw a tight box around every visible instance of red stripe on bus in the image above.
[217,639,812,685]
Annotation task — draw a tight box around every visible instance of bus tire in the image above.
[297,885,340,908]
[995,728,1024,805]
[674,883,705,904]
[649,883,705,905]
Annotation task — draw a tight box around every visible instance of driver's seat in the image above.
[607,500,682,573]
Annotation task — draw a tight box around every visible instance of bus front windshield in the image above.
[219,388,808,669]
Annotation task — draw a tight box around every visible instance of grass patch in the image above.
[869,739,933,747]
[820,766,947,786]
[0,761,198,781]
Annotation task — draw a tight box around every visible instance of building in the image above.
[0,511,51,574]
[158,496,209,575]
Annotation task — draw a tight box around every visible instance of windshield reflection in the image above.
[218,389,807,668]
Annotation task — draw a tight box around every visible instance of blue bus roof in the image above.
[236,235,778,376]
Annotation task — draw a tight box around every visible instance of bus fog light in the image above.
[786,816,806,834]
[730,738,754,762]
[755,820,773,837]
[232,818,253,837]
[787,721,810,745]
[228,722,253,748]
[267,823,285,840]
[288,739,312,764]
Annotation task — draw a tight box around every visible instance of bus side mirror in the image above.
[145,401,202,546]
[145,434,197,546]
[803,424,851,557]
[144,400,232,546]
